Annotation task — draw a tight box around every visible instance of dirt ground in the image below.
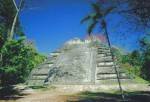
[0,84,150,102]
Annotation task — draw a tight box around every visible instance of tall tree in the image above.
[140,34,150,81]
[9,0,24,40]
[0,0,24,41]
[81,3,125,100]
[0,0,51,41]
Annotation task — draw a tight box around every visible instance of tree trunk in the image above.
[8,11,19,40]
[8,0,23,40]
[104,24,125,100]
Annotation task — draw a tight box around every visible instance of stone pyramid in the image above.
[27,38,130,86]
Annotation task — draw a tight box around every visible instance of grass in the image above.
[67,91,150,102]
[134,76,149,84]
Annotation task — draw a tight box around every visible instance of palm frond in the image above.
[104,6,116,16]
[80,15,91,24]
[87,20,98,35]
[91,3,101,13]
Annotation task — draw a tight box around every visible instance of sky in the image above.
[19,0,144,54]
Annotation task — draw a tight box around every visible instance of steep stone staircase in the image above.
[27,51,61,86]
[95,44,130,84]
[27,39,133,86]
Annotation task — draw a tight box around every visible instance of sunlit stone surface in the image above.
[27,38,129,86]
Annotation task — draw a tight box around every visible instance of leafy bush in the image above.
[121,63,141,78]
[141,49,150,81]
[139,34,150,81]
[0,38,45,86]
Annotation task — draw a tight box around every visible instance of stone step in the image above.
[96,68,120,73]
[97,48,109,50]
[97,47,110,50]
[97,52,111,55]
[97,53,112,56]
[27,79,45,86]
[97,65,119,68]
[95,79,133,84]
[48,55,58,59]
[96,67,124,73]
[97,62,114,66]
[96,54,112,58]
[47,55,56,58]
[37,64,51,68]
[97,54,106,57]
[50,51,61,56]
[97,58,113,62]
[97,49,110,53]
[96,70,124,74]
[36,67,50,71]
[51,55,59,58]
[44,60,55,64]
[97,64,115,67]
[31,75,47,80]
[28,58,54,86]
[32,68,50,75]
[97,56,112,59]
[96,73,128,80]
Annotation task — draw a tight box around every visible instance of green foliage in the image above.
[121,50,142,66]
[0,38,45,86]
[121,63,141,78]
[120,49,143,77]
[121,54,130,64]
[120,34,150,82]
[134,76,149,84]
[120,63,133,76]
[130,50,142,66]
[0,0,45,87]
[0,0,16,28]
[141,58,150,80]
[111,46,123,63]
[140,35,150,81]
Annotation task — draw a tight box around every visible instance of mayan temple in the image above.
[27,37,130,86]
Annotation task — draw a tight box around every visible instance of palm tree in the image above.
[81,3,125,100]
